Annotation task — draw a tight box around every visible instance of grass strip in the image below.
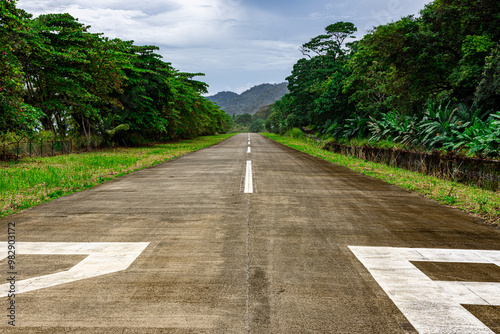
[263,133,500,226]
[0,133,236,218]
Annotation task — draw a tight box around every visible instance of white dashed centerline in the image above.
[244,134,253,193]
[244,160,253,193]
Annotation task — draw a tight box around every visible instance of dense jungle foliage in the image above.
[266,0,500,157]
[229,105,274,133]
[0,0,231,146]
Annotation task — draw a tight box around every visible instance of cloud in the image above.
[308,0,430,33]
[17,0,431,94]
[17,0,300,94]
[21,0,243,46]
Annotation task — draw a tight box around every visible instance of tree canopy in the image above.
[268,0,500,156]
[0,2,231,144]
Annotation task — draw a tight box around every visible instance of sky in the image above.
[17,0,431,95]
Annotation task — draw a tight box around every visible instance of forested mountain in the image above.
[207,83,289,116]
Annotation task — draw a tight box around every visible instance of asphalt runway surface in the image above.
[1,133,500,333]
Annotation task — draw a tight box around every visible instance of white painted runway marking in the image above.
[349,246,500,334]
[247,146,251,154]
[0,242,149,296]
[244,160,253,193]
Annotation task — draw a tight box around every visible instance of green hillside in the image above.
[207,83,288,116]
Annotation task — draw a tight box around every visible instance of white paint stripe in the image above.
[247,146,251,154]
[349,246,500,334]
[244,160,253,193]
[1,242,149,296]
[248,141,251,145]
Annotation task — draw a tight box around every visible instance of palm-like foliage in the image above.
[365,102,499,157]
[338,115,369,139]
[417,102,461,149]
[368,110,418,145]
[448,112,500,157]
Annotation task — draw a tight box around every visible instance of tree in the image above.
[300,21,357,61]
[264,95,295,133]
[0,3,230,147]
[112,44,172,140]
[249,119,264,133]
[344,16,440,116]
[345,0,500,117]
[21,13,127,139]
[281,22,358,130]
[475,44,500,111]
[312,67,355,133]
[419,0,500,106]
[235,113,252,126]
[0,0,23,109]
[253,104,275,120]
[0,0,43,138]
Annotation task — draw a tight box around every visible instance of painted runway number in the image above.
[349,246,500,333]
[0,242,149,297]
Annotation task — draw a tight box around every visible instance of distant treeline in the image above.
[0,1,231,146]
[267,0,500,157]
[230,104,275,133]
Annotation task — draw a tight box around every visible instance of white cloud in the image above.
[20,0,243,46]
[17,0,431,94]
[61,6,147,38]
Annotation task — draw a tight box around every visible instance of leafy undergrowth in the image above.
[263,133,500,227]
[0,134,236,218]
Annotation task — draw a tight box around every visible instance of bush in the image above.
[286,127,305,139]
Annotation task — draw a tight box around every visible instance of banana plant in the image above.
[368,110,418,146]
[339,115,369,139]
[447,112,500,157]
[418,101,461,149]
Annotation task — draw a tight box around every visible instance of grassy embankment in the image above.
[263,133,500,226]
[0,134,236,218]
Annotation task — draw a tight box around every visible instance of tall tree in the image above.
[475,44,500,111]
[345,17,424,116]
[113,44,173,140]
[420,0,500,106]
[22,13,126,138]
[300,22,357,60]
[0,0,43,138]
[283,22,357,130]
[0,3,241,145]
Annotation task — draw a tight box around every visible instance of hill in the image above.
[207,82,288,116]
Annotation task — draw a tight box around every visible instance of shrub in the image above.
[286,127,305,139]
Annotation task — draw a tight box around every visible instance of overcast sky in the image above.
[17,0,431,95]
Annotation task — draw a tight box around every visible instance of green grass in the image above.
[263,133,500,226]
[0,134,236,218]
